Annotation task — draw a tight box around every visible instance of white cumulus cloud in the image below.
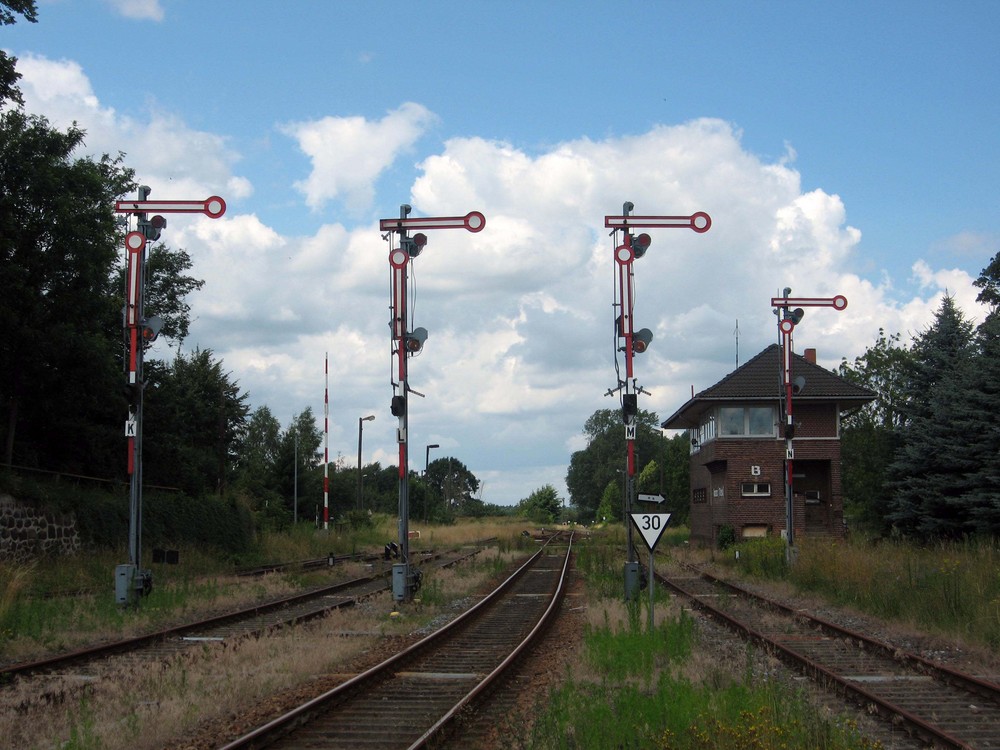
[11,55,991,504]
[282,102,438,214]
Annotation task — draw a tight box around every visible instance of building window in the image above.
[741,482,771,497]
[692,487,707,504]
[748,407,774,435]
[720,406,775,437]
[720,407,744,435]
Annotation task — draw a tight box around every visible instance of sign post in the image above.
[630,512,672,630]
[380,205,485,603]
[113,187,225,605]
[605,202,709,601]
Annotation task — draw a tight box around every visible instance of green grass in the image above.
[509,536,882,749]
[715,535,1000,650]
[523,677,882,749]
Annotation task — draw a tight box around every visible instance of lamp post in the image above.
[357,415,375,511]
[425,443,440,475]
[424,444,440,522]
[361,472,371,512]
[293,428,298,524]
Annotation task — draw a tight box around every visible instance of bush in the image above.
[717,525,736,550]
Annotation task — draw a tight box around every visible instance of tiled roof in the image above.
[661,344,876,429]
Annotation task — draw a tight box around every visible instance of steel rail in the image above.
[2,549,468,681]
[217,535,572,750]
[658,568,997,749]
[407,533,573,749]
[688,564,1000,701]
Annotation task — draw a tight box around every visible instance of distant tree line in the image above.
[838,251,1000,540]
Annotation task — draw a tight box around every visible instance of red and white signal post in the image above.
[770,289,847,555]
[380,205,485,602]
[113,187,226,605]
[605,202,711,600]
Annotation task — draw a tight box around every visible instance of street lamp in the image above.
[425,443,440,476]
[424,444,440,522]
[361,472,372,512]
[357,415,375,511]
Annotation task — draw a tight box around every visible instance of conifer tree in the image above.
[887,296,976,539]
[961,252,1000,534]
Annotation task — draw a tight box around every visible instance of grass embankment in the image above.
[0,516,535,750]
[5,519,993,748]
[0,514,525,662]
[511,529,881,750]
[713,534,1000,651]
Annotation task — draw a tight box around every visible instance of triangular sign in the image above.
[630,513,672,550]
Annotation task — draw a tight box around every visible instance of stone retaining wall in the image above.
[0,493,81,562]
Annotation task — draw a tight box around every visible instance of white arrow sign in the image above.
[638,493,664,504]
[630,513,671,550]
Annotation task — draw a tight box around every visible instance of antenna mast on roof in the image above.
[734,319,740,368]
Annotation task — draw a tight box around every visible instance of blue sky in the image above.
[5,1,999,506]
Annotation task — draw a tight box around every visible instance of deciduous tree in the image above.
[0,110,133,473]
[143,348,249,496]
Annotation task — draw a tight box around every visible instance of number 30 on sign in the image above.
[630,512,672,550]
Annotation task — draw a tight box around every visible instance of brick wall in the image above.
[687,402,845,546]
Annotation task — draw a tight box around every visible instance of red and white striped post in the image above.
[323,353,330,531]
[769,291,847,554]
[379,205,485,603]
[113,188,225,605]
[605,203,710,600]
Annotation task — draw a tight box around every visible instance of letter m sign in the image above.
[625,424,636,440]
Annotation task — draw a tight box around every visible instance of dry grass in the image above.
[0,544,520,750]
[410,516,534,548]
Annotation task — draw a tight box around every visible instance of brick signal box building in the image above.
[662,344,875,547]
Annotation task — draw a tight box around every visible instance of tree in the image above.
[837,329,914,534]
[426,457,480,510]
[837,329,912,432]
[0,110,134,473]
[595,480,619,523]
[517,484,562,524]
[887,296,977,539]
[960,310,1000,535]
[143,348,249,496]
[140,242,205,347]
[972,251,1000,310]
[235,405,283,505]
[960,251,1000,534]
[661,433,691,525]
[0,1,37,105]
[565,408,666,524]
[274,407,323,518]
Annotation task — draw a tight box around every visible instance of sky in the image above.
[4,0,999,507]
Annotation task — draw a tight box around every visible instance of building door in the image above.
[795,460,832,534]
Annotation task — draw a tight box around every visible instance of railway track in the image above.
[1,547,480,683]
[218,533,574,750]
[658,564,1000,749]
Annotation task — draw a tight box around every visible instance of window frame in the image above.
[740,481,772,498]
[718,405,776,438]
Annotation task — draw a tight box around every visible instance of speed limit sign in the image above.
[630,513,671,550]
